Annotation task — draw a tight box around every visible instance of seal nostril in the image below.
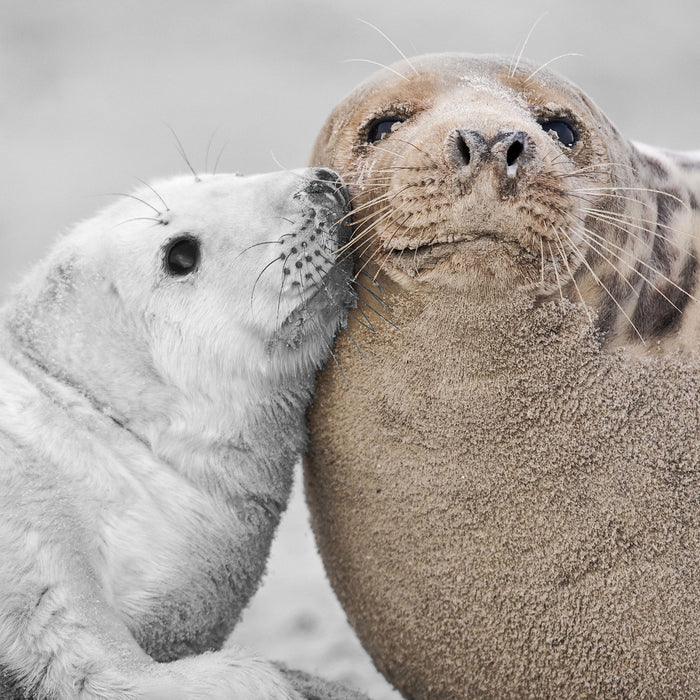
[506,140,524,167]
[457,135,471,166]
[448,130,487,173]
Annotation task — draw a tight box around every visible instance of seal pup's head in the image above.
[3,169,355,452]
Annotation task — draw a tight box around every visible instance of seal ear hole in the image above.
[367,117,405,143]
[539,118,578,148]
[165,236,200,276]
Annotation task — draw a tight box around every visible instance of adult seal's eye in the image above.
[539,119,578,148]
[367,117,404,143]
[165,236,200,276]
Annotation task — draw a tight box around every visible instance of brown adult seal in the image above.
[305,54,700,698]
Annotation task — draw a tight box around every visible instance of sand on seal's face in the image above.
[305,54,700,699]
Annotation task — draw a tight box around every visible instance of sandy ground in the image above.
[2,1,699,697]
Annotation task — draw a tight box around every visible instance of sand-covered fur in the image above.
[305,53,699,698]
[0,169,364,699]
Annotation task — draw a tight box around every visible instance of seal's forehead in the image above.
[348,52,588,111]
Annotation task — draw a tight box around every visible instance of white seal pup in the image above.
[0,168,364,699]
[304,54,700,698]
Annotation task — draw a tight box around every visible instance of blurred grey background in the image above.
[2,1,698,697]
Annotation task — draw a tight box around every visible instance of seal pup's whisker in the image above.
[99,192,163,216]
[355,294,398,330]
[251,254,286,310]
[353,277,393,313]
[164,123,201,183]
[203,127,222,174]
[343,326,370,362]
[212,141,228,174]
[275,249,296,324]
[135,178,170,212]
[235,239,286,260]
[111,217,164,230]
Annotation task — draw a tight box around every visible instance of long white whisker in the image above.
[558,227,645,344]
[357,19,420,76]
[344,58,410,82]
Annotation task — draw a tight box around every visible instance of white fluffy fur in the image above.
[0,171,354,699]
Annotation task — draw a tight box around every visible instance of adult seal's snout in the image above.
[446,129,530,183]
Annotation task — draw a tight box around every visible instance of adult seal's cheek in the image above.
[305,52,700,699]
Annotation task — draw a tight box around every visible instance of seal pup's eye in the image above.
[165,236,200,276]
[367,117,404,143]
[539,119,578,148]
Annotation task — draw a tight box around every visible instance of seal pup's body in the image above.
[0,169,359,699]
[305,54,699,698]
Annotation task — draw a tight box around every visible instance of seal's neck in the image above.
[0,293,313,513]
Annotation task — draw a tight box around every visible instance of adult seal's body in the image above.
[304,54,700,698]
[0,169,365,700]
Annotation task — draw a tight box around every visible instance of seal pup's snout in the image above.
[298,167,353,249]
[271,167,355,345]
[305,167,351,208]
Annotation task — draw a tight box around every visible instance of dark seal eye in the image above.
[539,119,578,148]
[165,236,200,276]
[367,117,404,143]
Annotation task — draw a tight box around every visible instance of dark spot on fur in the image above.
[630,254,697,339]
[35,587,50,610]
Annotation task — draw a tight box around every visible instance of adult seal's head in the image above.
[304,54,700,698]
[311,52,700,347]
